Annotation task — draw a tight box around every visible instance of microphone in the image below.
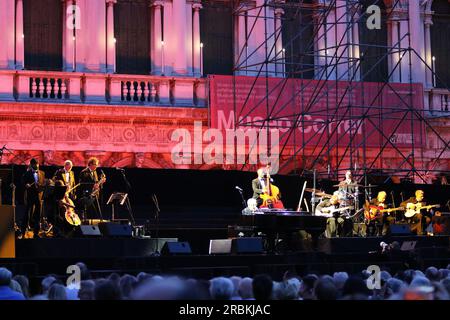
[380,242,389,253]
[235,186,243,192]
[115,167,125,171]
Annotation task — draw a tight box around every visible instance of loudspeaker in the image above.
[232,237,263,254]
[0,205,15,258]
[98,222,132,237]
[389,224,411,235]
[161,241,192,255]
[78,225,102,237]
[209,239,232,254]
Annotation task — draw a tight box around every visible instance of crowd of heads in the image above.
[1,262,450,300]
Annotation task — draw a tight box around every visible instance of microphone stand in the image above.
[152,194,161,254]
[119,169,135,226]
[236,188,246,209]
[311,169,317,215]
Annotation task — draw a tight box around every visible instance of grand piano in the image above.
[234,209,327,252]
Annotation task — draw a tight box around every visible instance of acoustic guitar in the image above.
[404,203,440,218]
[364,205,405,221]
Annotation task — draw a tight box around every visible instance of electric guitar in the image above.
[404,203,440,218]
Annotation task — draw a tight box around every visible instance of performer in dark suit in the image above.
[21,158,46,237]
[51,160,76,236]
[53,160,76,200]
[252,168,267,207]
[78,157,106,220]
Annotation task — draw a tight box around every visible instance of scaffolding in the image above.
[231,0,450,184]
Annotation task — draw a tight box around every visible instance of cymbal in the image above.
[317,192,332,198]
[305,188,332,198]
[305,188,321,193]
[332,183,366,187]
[360,185,378,188]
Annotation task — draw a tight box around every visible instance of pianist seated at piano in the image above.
[315,194,345,238]
[242,198,261,215]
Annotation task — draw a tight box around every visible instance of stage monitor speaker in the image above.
[98,222,132,237]
[0,205,15,258]
[209,239,232,254]
[78,225,102,237]
[389,224,411,236]
[161,241,192,255]
[232,237,263,254]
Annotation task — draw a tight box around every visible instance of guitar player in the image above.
[79,157,106,221]
[316,194,350,238]
[400,190,432,235]
[365,191,395,237]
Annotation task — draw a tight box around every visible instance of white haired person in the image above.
[242,198,260,215]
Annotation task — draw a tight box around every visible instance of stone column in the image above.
[152,1,163,75]
[63,0,75,71]
[0,0,15,69]
[84,0,107,72]
[423,13,433,88]
[408,0,425,84]
[106,0,116,73]
[387,16,401,82]
[274,7,284,77]
[399,17,410,83]
[314,11,326,80]
[351,8,360,81]
[335,0,348,80]
[15,0,24,69]
[235,3,247,75]
[192,2,202,77]
[172,0,187,75]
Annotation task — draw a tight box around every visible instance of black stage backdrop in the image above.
[1,165,449,222]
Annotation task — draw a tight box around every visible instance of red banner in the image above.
[209,75,425,149]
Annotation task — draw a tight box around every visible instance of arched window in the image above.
[431,0,450,89]
[23,0,63,71]
[358,0,388,82]
[114,0,151,75]
[282,0,314,79]
[200,0,233,75]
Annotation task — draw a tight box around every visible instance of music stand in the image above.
[107,192,135,225]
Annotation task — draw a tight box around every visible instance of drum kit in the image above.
[306,183,378,220]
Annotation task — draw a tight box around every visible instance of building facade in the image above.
[0,0,448,180]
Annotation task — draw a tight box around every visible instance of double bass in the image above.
[60,183,81,226]
[259,165,284,209]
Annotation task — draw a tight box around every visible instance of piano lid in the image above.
[256,208,313,216]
